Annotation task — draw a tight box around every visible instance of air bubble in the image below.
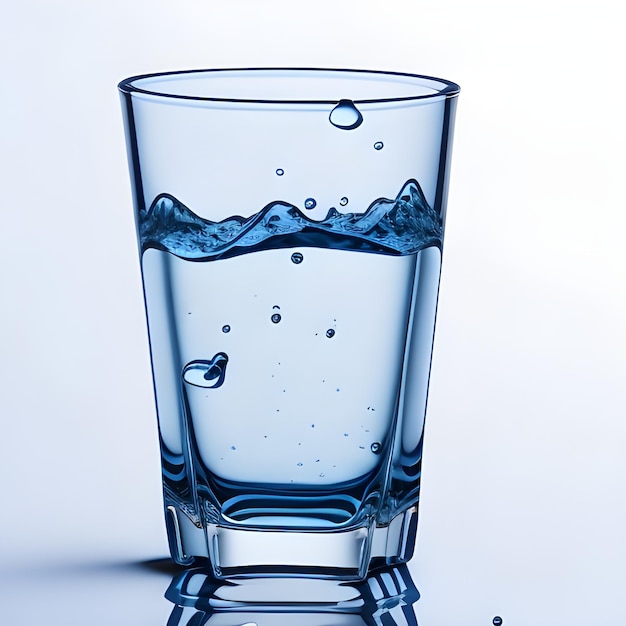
[183,353,229,389]
[493,618,503,626]
[304,198,317,210]
[329,99,363,130]
[222,325,231,333]
[326,329,335,338]
[275,168,284,176]
[291,252,304,264]
[371,442,382,454]
[271,313,282,324]
[374,141,384,150]
[339,197,348,206]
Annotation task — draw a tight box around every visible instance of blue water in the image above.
[140,180,442,529]
[139,179,442,260]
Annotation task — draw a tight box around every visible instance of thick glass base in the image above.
[165,505,418,580]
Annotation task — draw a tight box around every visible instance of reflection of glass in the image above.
[165,564,420,625]
[119,69,459,578]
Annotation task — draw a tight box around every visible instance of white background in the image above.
[1,1,624,624]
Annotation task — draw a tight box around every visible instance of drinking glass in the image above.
[118,68,459,579]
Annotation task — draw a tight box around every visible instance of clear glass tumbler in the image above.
[118,68,459,579]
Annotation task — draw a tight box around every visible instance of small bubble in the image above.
[275,168,284,176]
[329,99,363,130]
[374,141,384,150]
[183,353,229,389]
[304,197,317,210]
[222,324,231,333]
[493,618,503,626]
[371,442,382,454]
[271,313,282,324]
[326,328,335,338]
[291,252,304,264]
[297,462,303,467]
[339,196,348,206]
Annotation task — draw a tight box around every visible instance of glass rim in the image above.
[117,67,460,104]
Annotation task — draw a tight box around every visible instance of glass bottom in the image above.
[165,505,418,580]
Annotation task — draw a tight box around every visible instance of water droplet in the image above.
[271,313,282,324]
[329,99,363,130]
[304,198,317,210]
[222,324,231,333]
[493,618,503,626]
[371,442,382,454]
[297,462,303,467]
[275,168,284,176]
[183,353,229,388]
[326,328,335,338]
[339,197,348,206]
[291,252,304,264]
[374,141,384,150]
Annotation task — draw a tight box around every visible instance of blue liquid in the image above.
[139,179,441,260]
[140,180,442,529]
